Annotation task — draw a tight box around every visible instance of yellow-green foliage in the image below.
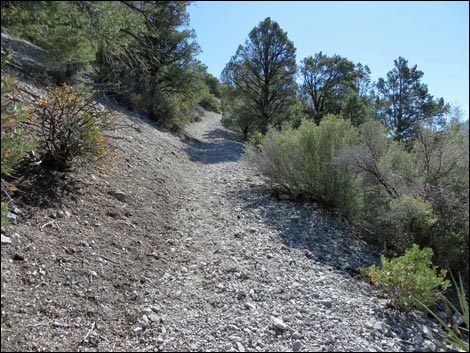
[367,244,450,310]
[35,84,113,169]
[247,130,264,147]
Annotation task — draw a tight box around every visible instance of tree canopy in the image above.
[221,17,297,137]
[299,52,359,124]
[375,57,450,143]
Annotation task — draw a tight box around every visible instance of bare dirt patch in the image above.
[1,85,190,351]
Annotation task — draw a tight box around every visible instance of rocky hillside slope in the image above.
[1,34,452,352]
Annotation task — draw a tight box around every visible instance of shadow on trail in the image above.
[227,182,381,274]
[182,128,245,164]
[182,138,245,164]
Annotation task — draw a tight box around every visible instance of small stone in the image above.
[12,207,22,215]
[248,227,257,233]
[108,190,127,201]
[147,313,161,323]
[422,340,436,352]
[1,235,12,245]
[181,266,188,273]
[422,325,433,339]
[373,321,385,331]
[6,212,17,224]
[291,331,303,339]
[64,210,71,218]
[304,250,314,259]
[280,245,290,252]
[134,326,143,333]
[271,316,289,331]
[57,210,65,218]
[293,340,302,351]
[453,313,465,326]
[319,300,332,309]
[244,302,255,310]
[236,342,245,352]
[437,311,447,321]
[162,273,171,281]
[414,333,424,345]
[151,305,162,313]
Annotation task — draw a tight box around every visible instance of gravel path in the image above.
[126,111,447,352]
[1,33,450,352]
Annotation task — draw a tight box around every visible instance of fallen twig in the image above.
[79,321,96,345]
[40,220,55,231]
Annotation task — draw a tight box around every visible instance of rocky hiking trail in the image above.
[1,96,450,352]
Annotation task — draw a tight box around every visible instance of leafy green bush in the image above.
[203,72,221,98]
[366,244,450,310]
[146,90,198,130]
[381,195,437,253]
[247,129,264,147]
[35,84,113,170]
[199,93,221,113]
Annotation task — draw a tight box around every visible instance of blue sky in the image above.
[188,1,469,119]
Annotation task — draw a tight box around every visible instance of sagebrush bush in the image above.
[255,115,469,288]
[255,115,360,212]
[366,244,450,310]
[35,84,113,170]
